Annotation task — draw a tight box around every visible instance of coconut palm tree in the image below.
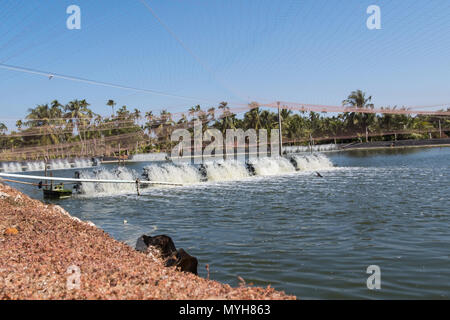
[64,99,94,155]
[189,105,201,122]
[133,108,141,122]
[342,90,375,133]
[243,102,261,130]
[216,101,236,133]
[107,99,116,117]
[0,123,7,134]
[15,120,23,131]
[155,109,174,151]
[207,107,216,122]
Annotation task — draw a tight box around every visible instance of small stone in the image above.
[0,191,10,199]
[4,227,19,235]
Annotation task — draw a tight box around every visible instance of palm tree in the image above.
[133,108,141,122]
[116,105,130,119]
[24,103,64,145]
[342,90,375,133]
[259,110,277,131]
[144,111,156,135]
[216,101,235,133]
[26,104,51,127]
[189,105,201,121]
[0,123,7,134]
[15,120,23,130]
[64,99,94,155]
[207,107,216,122]
[243,103,262,130]
[342,90,374,109]
[155,110,174,151]
[107,99,116,117]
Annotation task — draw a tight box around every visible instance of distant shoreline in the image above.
[333,138,450,153]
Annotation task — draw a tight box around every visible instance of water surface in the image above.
[9,147,450,299]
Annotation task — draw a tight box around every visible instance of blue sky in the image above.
[1,0,450,128]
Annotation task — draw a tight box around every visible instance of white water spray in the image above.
[79,167,138,195]
[249,157,296,176]
[73,158,93,168]
[26,161,45,172]
[291,154,334,171]
[142,154,334,185]
[49,159,72,170]
[1,162,23,173]
[203,160,250,181]
[144,163,202,184]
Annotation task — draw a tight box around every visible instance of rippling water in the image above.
[9,147,450,299]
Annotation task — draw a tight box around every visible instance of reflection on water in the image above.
[7,147,450,299]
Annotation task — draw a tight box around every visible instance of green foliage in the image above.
[1,92,448,160]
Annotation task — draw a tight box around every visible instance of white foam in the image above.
[249,157,296,176]
[26,161,45,172]
[78,167,138,195]
[204,160,250,181]
[1,162,23,172]
[76,154,335,196]
[47,158,93,170]
[144,163,202,184]
[291,154,334,171]
[49,159,72,170]
[73,158,93,168]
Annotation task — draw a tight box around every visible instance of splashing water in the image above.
[144,163,202,184]
[203,160,251,181]
[78,167,138,195]
[1,162,23,172]
[74,154,335,196]
[290,154,334,171]
[49,159,72,170]
[73,158,93,168]
[142,154,334,185]
[249,157,296,176]
[26,161,46,172]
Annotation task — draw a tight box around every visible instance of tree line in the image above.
[0,90,449,160]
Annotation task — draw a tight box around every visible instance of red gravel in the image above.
[0,183,295,300]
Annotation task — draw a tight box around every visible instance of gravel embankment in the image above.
[0,183,295,300]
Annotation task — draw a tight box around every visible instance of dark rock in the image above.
[135,234,177,258]
[198,164,208,182]
[245,162,256,176]
[175,248,198,275]
[135,235,148,253]
[136,234,198,275]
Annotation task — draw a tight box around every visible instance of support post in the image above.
[277,101,283,156]
[118,143,121,165]
[136,179,140,196]
[439,120,442,138]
